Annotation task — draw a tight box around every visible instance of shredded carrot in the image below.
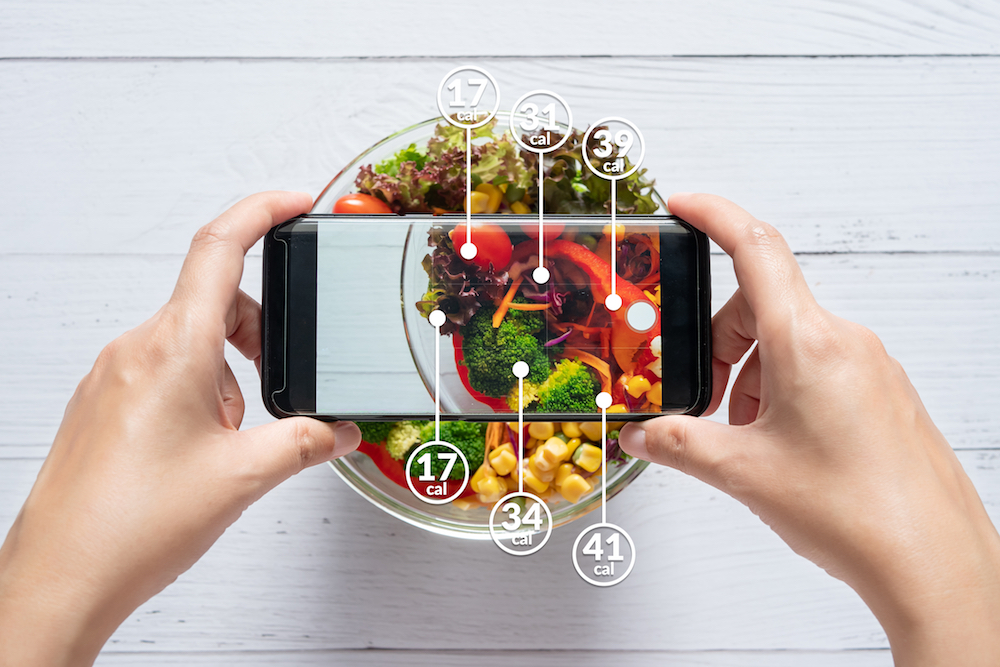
[563,346,613,394]
[492,275,524,328]
[583,300,597,328]
[600,329,610,359]
[484,422,504,467]
[506,302,550,311]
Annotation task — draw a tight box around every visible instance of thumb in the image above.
[240,418,361,490]
[619,416,751,493]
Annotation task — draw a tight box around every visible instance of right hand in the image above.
[619,193,1000,665]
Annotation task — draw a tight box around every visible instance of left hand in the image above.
[0,192,361,666]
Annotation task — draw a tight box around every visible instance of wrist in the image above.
[856,515,1000,665]
[0,522,120,666]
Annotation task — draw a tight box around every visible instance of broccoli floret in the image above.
[410,421,487,481]
[507,380,540,411]
[460,303,550,397]
[357,421,395,445]
[385,421,422,460]
[536,359,600,413]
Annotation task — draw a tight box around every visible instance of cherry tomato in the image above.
[333,193,392,214]
[451,222,512,271]
[520,221,565,242]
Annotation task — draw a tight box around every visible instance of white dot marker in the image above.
[532,266,550,284]
[429,309,447,328]
[460,242,478,260]
[595,392,613,410]
[604,293,623,312]
[625,300,657,333]
[512,361,530,379]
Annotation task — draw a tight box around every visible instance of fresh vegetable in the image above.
[415,421,487,481]
[535,359,600,413]
[520,220,565,242]
[357,422,396,445]
[333,193,393,214]
[460,302,549,397]
[572,443,604,473]
[385,422,422,460]
[416,227,508,335]
[450,221,512,272]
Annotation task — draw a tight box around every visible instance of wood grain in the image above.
[2,451,997,653]
[2,251,996,450]
[2,0,997,58]
[1,57,998,256]
[93,648,894,666]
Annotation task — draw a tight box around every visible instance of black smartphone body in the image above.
[262,214,711,422]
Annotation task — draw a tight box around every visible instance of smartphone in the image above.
[262,214,711,422]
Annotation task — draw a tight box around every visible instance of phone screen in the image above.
[265,215,710,421]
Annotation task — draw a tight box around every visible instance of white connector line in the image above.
[466,126,472,247]
[435,320,441,442]
[601,405,608,525]
[538,156,544,270]
[518,375,524,494]
[610,182,617,300]
[429,309,446,442]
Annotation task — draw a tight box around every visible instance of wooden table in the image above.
[2,2,998,664]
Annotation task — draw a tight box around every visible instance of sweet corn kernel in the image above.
[510,200,530,214]
[470,464,496,494]
[607,404,628,414]
[526,437,538,452]
[579,422,603,441]
[561,422,582,438]
[528,422,555,440]
[572,443,603,473]
[560,474,592,503]
[529,455,556,482]
[488,444,518,477]
[463,190,490,213]
[522,465,550,494]
[626,375,652,398]
[555,462,575,487]
[475,183,503,213]
[477,475,502,504]
[647,381,663,406]
[534,438,570,471]
[564,437,583,457]
[507,422,520,432]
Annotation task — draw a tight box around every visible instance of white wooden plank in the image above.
[1,57,998,255]
[2,0,997,58]
[1,252,997,449]
[2,450,996,652]
[93,648,894,666]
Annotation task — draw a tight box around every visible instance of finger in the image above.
[729,346,762,426]
[172,191,312,322]
[713,289,757,364]
[239,419,361,492]
[668,193,816,331]
[226,290,262,364]
[704,289,757,416]
[619,416,754,494]
[220,359,245,429]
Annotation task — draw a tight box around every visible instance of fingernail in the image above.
[618,423,650,460]
[332,421,362,458]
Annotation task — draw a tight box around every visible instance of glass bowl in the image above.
[320,113,662,539]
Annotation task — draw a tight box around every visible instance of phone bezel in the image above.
[262,214,712,422]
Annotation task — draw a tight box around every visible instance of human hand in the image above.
[619,194,1000,665]
[0,192,361,666]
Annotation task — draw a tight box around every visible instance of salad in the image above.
[332,117,663,510]
[356,419,631,508]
